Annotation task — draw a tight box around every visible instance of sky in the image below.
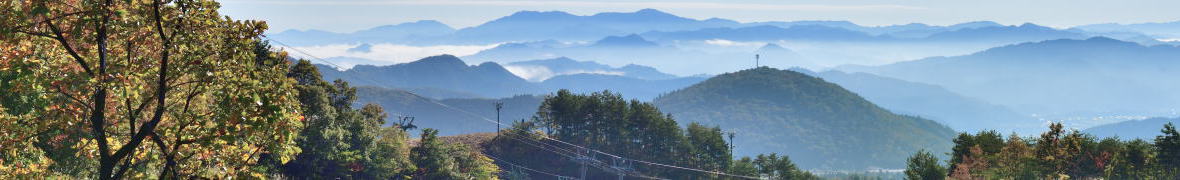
[218,0,1180,33]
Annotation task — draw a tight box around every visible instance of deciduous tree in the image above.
[2,0,303,178]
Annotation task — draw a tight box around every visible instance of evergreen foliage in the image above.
[904,150,947,180]
[486,90,815,179]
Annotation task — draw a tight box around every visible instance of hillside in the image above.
[319,55,542,98]
[353,86,543,135]
[540,74,706,101]
[1084,117,1180,140]
[653,67,956,170]
[796,69,1038,134]
[504,57,677,81]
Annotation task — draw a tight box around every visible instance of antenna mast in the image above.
[755,54,760,68]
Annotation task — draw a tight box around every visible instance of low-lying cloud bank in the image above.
[503,65,625,82]
[286,43,500,66]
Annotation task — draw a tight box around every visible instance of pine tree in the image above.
[905,150,947,180]
[1155,123,1180,176]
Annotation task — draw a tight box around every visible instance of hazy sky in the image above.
[219,0,1180,33]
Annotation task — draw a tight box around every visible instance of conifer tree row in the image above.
[486,90,816,179]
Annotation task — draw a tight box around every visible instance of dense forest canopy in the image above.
[904,122,1180,179]
[485,90,815,179]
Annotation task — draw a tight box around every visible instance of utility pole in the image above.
[755,54,760,68]
[495,102,504,135]
[574,148,593,180]
[611,157,632,180]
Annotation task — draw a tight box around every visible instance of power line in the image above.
[260,36,756,180]
[484,153,576,179]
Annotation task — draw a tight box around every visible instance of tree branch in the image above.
[108,0,172,165]
[150,132,178,179]
[10,10,94,31]
[45,19,94,77]
[92,0,116,178]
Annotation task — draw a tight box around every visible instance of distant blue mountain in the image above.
[320,56,397,69]
[876,21,1004,38]
[267,20,454,45]
[1084,117,1180,140]
[267,9,1145,47]
[637,22,1084,43]
[839,37,1180,117]
[641,25,880,42]
[447,8,740,43]
[590,34,660,47]
[353,86,543,135]
[1076,21,1180,38]
[749,20,865,32]
[615,64,677,80]
[753,43,807,67]
[924,23,1088,42]
[794,69,1038,134]
[350,20,455,41]
[311,55,704,101]
[541,74,707,101]
[267,29,341,46]
[317,55,542,98]
[509,57,612,73]
[505,57,677,81]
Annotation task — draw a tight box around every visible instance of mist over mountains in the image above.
[271,9,1177,74]
[271,8,1180,170]
[839,37,1180,128]
[794,69,1039,134]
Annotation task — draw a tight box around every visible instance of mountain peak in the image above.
[366,20,454,32]
[949,21,1002,29]
[589,8,692,22]
[1084,36,1122,42]
[592,34,658,47]
[1017,23,1052,29]
[346,43,373,53]
[503,10,578,20]
[408,54,467,68]
[757,43,788,51]
[654,67,955,169]
[635,8,668,15]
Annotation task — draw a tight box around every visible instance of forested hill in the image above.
[654,67,956,170]
[1085,117,1180,140]
[318,55,542,98]
[353,86,543,135]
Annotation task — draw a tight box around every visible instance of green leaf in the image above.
[29,5,48,15]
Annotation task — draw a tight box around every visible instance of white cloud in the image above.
[704,39,765,47]
[503,65,556,82]
[503,65,626,82]
[285,43,500,64]
[566,70,626,76]
[1158,38,1180,42]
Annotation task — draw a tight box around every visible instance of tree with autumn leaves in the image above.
[2,0,501,178]
[1,0,302,178]
[908,122,1180,179]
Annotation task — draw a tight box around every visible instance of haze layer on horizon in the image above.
[220,0,1180,33]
